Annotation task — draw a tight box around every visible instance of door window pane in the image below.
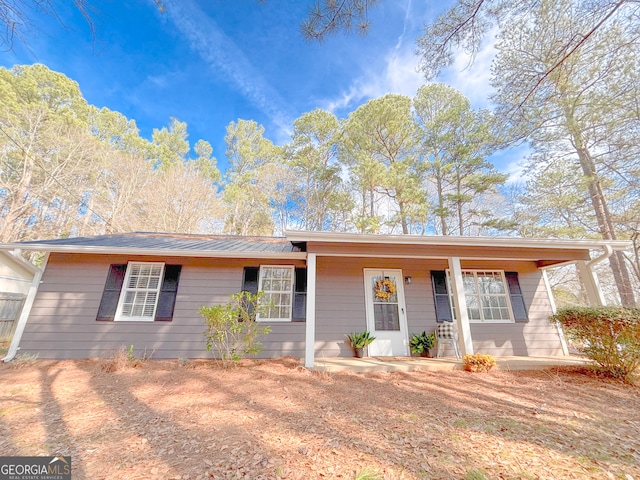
[374,304,400,331]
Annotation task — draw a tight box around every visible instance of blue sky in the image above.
[1,0,526,176]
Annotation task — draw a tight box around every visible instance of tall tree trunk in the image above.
[566,111,636,305]
[399,200,408,234]
[435,166,448,235]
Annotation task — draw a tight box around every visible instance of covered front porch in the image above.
[310,355,590,373]
[286,231,632,369]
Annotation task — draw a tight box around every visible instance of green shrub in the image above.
[463,353,497,372]
[551,307,640,383]
[200,291,271,367]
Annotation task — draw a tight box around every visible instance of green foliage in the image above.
[286,108,348,231]
[464,469,489,480]
[551,307,640,383]
[340,93,425,234]
[410,331,436,355]
[413,83,504,236]
[463,353,497,373]
[353,468,383,480]
[200,291,271,367]
[345,331,376,349]
[126,344,136,362]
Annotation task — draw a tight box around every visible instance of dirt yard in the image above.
[0,357,638,480]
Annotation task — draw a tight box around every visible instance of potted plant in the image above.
[410,331,436,357]
[345,331,376,358]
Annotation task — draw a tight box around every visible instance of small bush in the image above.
[463,353,497,373]
[177,357,194,368]
[551,307,640,383]
[200,291,271,367]
[101,344,153,372]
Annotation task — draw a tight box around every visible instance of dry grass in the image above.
[0,358,638,479]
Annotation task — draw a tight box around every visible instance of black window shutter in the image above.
[431,270,453,323]
[96,264,127,321]
[241,267,260,318]
[242,267,260,294]
[505,272,528,323]
[155,265,182,322]
[292,267,307,322]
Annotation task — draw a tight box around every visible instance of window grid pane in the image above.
[118,263,164,320]
[446,270,512,323]
[259,267,294,321]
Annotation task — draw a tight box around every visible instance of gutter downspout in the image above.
[588,244,614,269]
[2,252,49,362]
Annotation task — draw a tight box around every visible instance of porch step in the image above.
[310,355,589,373]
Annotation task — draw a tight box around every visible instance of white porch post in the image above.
[542,268,569,356]
[576,260,606,306]
[3,252,49,362]
[447,256,473,356]
[304,253,317,369]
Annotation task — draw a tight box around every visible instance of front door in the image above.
[364,269,409,357]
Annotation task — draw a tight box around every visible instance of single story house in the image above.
[0,231,630,367]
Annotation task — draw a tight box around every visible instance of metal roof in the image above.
[2,232,305,258]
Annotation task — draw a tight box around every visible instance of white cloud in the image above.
[323,1,423,114]
[504,159,529,184]
[439,27,498,109]
[161,0,293,133]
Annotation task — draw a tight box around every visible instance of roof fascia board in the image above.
[285,230,632,251]
[301,252,574,264]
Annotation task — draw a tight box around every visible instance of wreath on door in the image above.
[374,278,397,302]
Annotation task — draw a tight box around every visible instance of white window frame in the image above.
[115,261,165,322]
[446,269,514,324]
[257,265,295,322]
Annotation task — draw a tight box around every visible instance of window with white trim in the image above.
[115,262,165,321]
[258,265,294,322]
[447,270,514,323]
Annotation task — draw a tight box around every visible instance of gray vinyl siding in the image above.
[20,253,305,359]
[313,257,443,357]
[312,257,563,358]
[20,253,564,360]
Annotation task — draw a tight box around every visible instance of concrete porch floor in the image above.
[310,355,590,373]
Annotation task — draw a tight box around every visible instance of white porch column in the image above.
[542,268,569,356]
[304,253,317,369]
[576,260,606,306]
[447,256,473,356]
[3,253,49,362]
